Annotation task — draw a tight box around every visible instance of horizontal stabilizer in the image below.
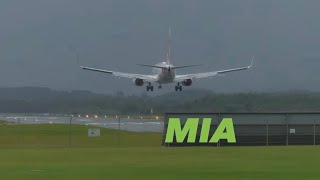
[173,64,202,69]
[137,64,202,69]
[136,64,165,69]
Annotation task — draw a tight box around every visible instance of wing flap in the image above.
[81,66,113,74]
[81,66,158,83]
[174,57,253,82]
[174,72,218,82]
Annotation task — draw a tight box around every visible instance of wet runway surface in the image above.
[0,115,164,132]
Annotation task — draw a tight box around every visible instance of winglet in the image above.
[248,56,254,68]
[76,52,85,69]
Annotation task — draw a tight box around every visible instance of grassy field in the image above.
[0,124,320,179]
[0,124,162,148]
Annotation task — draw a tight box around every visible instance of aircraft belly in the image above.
[158,72,175,84]
[159,79,173,84]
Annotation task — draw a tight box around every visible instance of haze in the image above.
[0,0,319,94]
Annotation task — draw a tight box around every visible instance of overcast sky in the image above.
[0,0,320,94]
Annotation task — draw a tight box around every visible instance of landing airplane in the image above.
[79,29,253,92]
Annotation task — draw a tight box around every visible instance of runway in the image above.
[0,115,164,132]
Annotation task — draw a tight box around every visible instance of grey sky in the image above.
[0,0,320,94]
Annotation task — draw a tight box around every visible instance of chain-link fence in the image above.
[163,113,320,147]
[2,113,320,148]
[0,115,163,148]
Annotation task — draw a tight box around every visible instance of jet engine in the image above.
[182,79,192,86]
[134,79,144,86]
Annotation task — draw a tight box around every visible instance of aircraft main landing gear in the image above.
[147,82,154,91]
[175,83,182,91]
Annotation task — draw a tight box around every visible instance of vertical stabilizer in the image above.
[166,27,172,65]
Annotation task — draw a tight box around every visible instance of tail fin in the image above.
[166,27,171,65]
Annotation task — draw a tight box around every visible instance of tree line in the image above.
[0,87,319,114]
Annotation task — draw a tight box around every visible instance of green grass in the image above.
[0,124,162,148]
[0,119,15,125]
[0,124,320,179]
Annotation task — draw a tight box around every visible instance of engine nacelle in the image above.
[182,79,192,86]
[134,78,144,86]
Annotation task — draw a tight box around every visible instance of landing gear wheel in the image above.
[175,86,182,91]
[175,83,182,92]
[147,86,154,91]
[147,82,154,92]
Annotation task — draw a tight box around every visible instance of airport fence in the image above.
[163,112,320,147]
[2,113,320,148]
[0,115,163,148]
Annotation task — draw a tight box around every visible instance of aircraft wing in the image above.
[81,66,158,83]
[174,58,253,82]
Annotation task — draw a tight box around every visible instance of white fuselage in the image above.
[153,62,176,84]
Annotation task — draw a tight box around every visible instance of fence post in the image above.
[69,116,72,148]
[266,119,269,146]
[18,118,21,146]
[217,113,221,147]
[286,114,289,146]
[314,120,316,146]
[118,117,121,130]
[118,117,121,147]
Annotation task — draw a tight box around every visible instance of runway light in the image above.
[24,118,27,121]
[104,116,107,118]
[95,115,98,118]
[156,116,159,120]
[50,121,52,124]
[78,115,81,118]
[36,119,38,122]
[86,115,89,118]
[128,116,130,119]
[140,116,143,119]
[116,116,118,118]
